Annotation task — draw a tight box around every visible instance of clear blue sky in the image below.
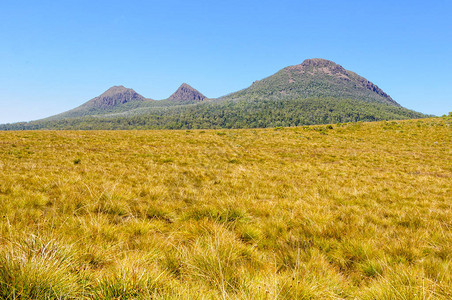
[1,0,451,123]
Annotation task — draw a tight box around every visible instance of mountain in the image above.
[221,58,398,106]
[0,58,428,130]
[168,83,207,103]
[47,86,152,119]
[84,85,148,108]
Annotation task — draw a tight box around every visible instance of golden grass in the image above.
[0,117,451,299]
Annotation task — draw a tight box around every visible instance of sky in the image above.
[0,0,451,123]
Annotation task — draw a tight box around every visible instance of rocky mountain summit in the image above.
[168,83,206,103]
[43,85,151,119]
[286,59,397,105]
[226,58,397,106]
[83,85,148,108]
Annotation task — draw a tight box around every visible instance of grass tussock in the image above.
[0,235,81,299]
[0,117,451,298]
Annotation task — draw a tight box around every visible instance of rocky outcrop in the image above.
[85,86,147,108]
[168,83,206,102]
[286,59,397,105]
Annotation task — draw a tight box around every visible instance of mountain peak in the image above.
[286,58,347,75]
[104,85,128,91]
[179,83,191,88]
[231,58,398,106]
[99,85,130,96]
[168,83,206,102]
[301,58,338,67]
[85,86,147,108]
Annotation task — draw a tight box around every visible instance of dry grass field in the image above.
[0,117,451,299]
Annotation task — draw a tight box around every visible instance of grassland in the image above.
[0,117,451,299]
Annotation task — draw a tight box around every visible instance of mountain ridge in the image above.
[0,58,428,130]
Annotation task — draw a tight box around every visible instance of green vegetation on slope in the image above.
[0,118,451,298]
[0,97,426,130]
[221,58,399,106]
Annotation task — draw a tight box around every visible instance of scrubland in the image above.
[0,118,451,299]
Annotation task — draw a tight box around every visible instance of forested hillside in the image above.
[1,98,425,130]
